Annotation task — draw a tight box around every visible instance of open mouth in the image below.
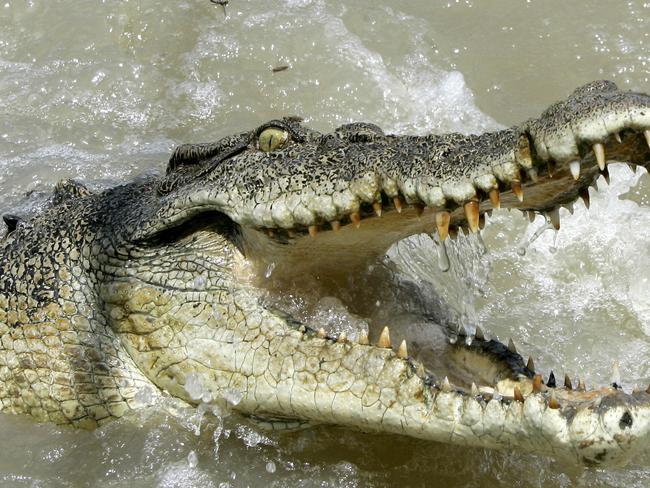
[233,125,650,417]
[251,232,537,396]
[126,81,650,466]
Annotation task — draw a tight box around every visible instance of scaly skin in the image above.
[1,81,649,466]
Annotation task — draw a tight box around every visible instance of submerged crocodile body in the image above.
[1,81,649,467]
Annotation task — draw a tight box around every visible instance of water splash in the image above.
[435,238,450,272]
[517,219,556,256]
[307,296,370,341]
[390,231,492,338]
[182,372,247,462]
[443,233,491,338]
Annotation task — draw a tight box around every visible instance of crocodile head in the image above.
[2,81,649,467]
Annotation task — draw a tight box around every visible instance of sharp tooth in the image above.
[564,374,573,390]
[547,208,560,230]
[359,330,369,345]
[507,338,517,354]
[377,326,391,348]
[464,200,480,233]
[442,376,452,392]
[548,389,560,409]
[489,189,500,209]
[513,385,524,403]
[330,220,341,231]
[397,340,408,359]
[611,360,621,388]
[645,129,650,149]
[578,378,586,392]
[547,161,555,178]
[614,132,622,143]
[436,211,451,241]
[527,168,539,183]
[408,362,423,380]
[646,384,650,394]
[317,328,327,338]
[579,188,590,209]
[547,371,556,388]
[527,211,536,223]
[601,166,610,185]
[479,386,495,397]
[337,332,347,343]
[350,212,361,228]
[414,203,425,217]
[308,225,318,238]
[478,214,485,230]
[633,384,640,394]
[393,196,403,213]
[532,374,543,393]
[526,356,535,373]
[593,143,606,171]
[298,325,306,333]
[372,201,382,217]
[475,326,485,341]
[471,382,480,397]
[569,160,581,180]
[511,180,524,202]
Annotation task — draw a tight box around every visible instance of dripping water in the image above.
[391,231,492,339]
[517,219,556,256]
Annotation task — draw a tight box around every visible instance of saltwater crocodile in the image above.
[1,81,649,467]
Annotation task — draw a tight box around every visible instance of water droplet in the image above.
[437,239,450,272]
[187,450,198,468]
[194,274,207,289]
[184,373,205,401]
[223,388,243,406]
[264,262,276,278]
[266,461,276,473]
[517,220,554,256]
[212,308,222,321]
[134,386,155,406]
[91,71,106,85]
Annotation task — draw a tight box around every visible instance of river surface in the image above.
[0,1,649,487]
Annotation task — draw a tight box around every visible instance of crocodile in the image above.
[1,80,649,467]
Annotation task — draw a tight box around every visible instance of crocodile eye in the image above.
[258,128,289,152]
